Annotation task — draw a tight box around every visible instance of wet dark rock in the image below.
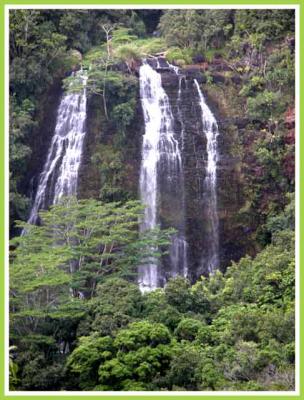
[212,63,231,72]
[180,68,206,83]
[112,62,130,74]
[160,72,179,86]
[192,54,205,63]
[211,74,226,84]
[213,53,223,60]
[159,67,246,278]
[221,117,250,129]
[24,80,63,200]
[231,75,242,85]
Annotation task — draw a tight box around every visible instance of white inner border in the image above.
[4,3,300,397]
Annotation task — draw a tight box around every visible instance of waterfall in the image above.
[173,75,188,278]
[138,61,187,291]
[177,77,186,151]
[194,79,219,274]
[25,70,88,227]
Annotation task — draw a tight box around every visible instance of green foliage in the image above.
[166,47,193,66]
[222,229,294,308]
[112,27,138,45]
[115,44,142,65]
[89,278,143,336]
[98,321,173,390]
[112,98,137,133]
[265,47,294,91]
[143,289,182,331]
[10,223,294,390]
[9,97,36,232]
[159,10,233,51]
[91,144,127,201]
[234,10,295,39]
[167,342,202,390]
[164,276,193,313]
[9,196,174,380]
[19,356,65,390]
[134,37,166,55]
[12,197,174,301]
[9,346,19,390]
[266,195,295,235]
[174,318,205,341]
[66,335,114,390]
[64,229,294,391]
[247,90,285,123]
[239,75,265,97]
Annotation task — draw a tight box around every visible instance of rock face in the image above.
[158,68,245,280]
[22,80,63,204]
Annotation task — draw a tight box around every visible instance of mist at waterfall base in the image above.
[138,60,219,292]
[24,70,88,230]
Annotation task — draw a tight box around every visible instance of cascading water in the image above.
[194,79,219,273]
[25,70,88,227]
[177,76,187,152]
[172,74,188,278]
[138,61,187,291]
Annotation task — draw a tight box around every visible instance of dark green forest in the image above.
[9,9,295,391]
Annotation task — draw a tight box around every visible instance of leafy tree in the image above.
[234,10,295,39]
[10,196,174,381]
[143,289,182,331]
[159,10,233,51]
[11,197,174,303]
[164,276,193,313]
[65,335,114,390]
[98,321,173,390]
[88,278,143,336]
[247,90,285,128]
[166,342,202,390]
[174,318,205,341]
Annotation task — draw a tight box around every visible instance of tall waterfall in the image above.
[138,61,187,292]
[194,79,219,273]
[26,70,88,226]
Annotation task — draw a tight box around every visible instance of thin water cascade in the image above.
[172,75,188,278]
[138,61,187,291]
[194,79,220,274]
[25,70,88,227]
[167,61,179,75]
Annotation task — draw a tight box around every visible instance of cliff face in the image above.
[77,63,250,282]
[77,89,144,202]
[21,80,63,201]
[160,67,248,279]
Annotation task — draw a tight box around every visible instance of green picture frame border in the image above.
[1,0,302,399]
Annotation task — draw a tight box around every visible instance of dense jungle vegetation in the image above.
[9,9,295,391]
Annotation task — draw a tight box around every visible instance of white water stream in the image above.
[26,70,88,227]
[194,79,220,273]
